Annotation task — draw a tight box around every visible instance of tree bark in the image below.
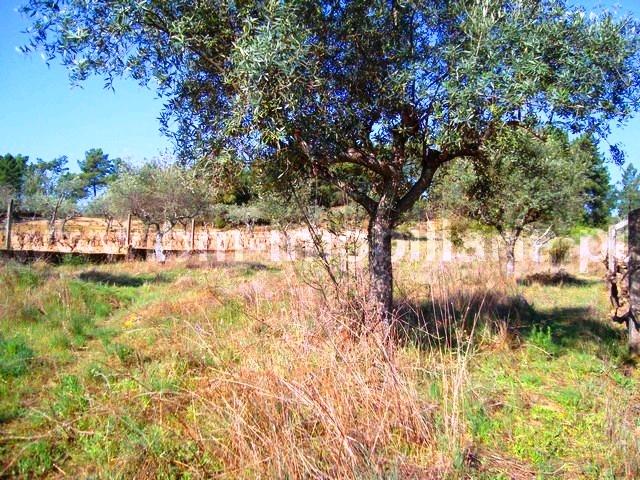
[628,207,640,354]
[628,317,640,355]
[154,229,166,263]
[505,238,516,277]
[368,210,393,323]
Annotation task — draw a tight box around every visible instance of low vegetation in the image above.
[1,257,637,478]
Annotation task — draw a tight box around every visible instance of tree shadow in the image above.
[517,271,597,287]
[395,288,629,362]
[395,290,533,350]
[78,270,169,287]
[527,306,627,357]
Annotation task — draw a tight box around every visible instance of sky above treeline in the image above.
[0,0,638,183]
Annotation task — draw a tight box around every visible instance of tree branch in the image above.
[394,149,441,216]
[295,137,378,214]
[333,148,389,176]
[315,163,377,214]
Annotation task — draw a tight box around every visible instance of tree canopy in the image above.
[433,127,586,274]
[0,154,28,195]
[78,148,121,197]
[22,0,640,319]
[571,136,613,227]
[104,160,216,230]
[617,163,640,218]
[21,157,87,235]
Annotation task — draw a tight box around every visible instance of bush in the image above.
[548,238,574,266]
[212,215,227,229]
[224,203,271,227]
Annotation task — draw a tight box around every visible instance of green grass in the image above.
[0,259,254,477]
[465,278,637,478]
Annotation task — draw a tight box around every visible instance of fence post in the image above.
[4,198,13,250]
[190,218,196,252]
[607,224,617,276]
[125,213,132,257]
[628,208,640,354]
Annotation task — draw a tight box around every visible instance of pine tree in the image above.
[0,154,29,194]
[617,164,640,217]
[78,148,120,197]
[571,136,613,227]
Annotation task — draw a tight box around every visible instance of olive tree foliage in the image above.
[21,157,87,239]
[22,0,640,319]
[433,128,586,275]
[95,160,216,260]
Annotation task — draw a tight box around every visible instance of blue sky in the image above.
[0,0,638,182]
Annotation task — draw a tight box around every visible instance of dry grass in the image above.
[70,259,487,478]
[124,265,446,478]
[605,391,640,478]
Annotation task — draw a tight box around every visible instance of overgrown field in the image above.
[0,256,638,479]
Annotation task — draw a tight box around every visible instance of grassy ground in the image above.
[0,257,638,478]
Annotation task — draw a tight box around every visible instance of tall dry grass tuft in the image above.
[181,273,437,478]
[163,261,510,478]
[605,393,640,478]
[395,260,527,349]
[202,340,435,477]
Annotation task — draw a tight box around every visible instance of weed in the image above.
[109,342,135,364]
[15,440,59,476]
[527,325,558,356]
[0,335,34,378]
[52,375,88,417]
[549,237,574,266]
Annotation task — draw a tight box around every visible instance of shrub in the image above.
[548,237,574,266]
[224,203,271,227]
[212,215,227,229]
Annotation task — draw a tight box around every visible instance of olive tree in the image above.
[435,128,587,276]
[104,160,215,260]
[21,157,87,240]
[22,0,640,320]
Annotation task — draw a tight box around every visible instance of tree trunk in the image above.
[60,217,70,237]
[154,229,166,263]
[4,198,13,251]
[48,218,57,243]
[628,207,640,354]
[628,317,640,355]
[49,197,64,243]
[368,211,393,323]
[505,239,516,277]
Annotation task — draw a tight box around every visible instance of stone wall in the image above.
[0,216,610,273]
